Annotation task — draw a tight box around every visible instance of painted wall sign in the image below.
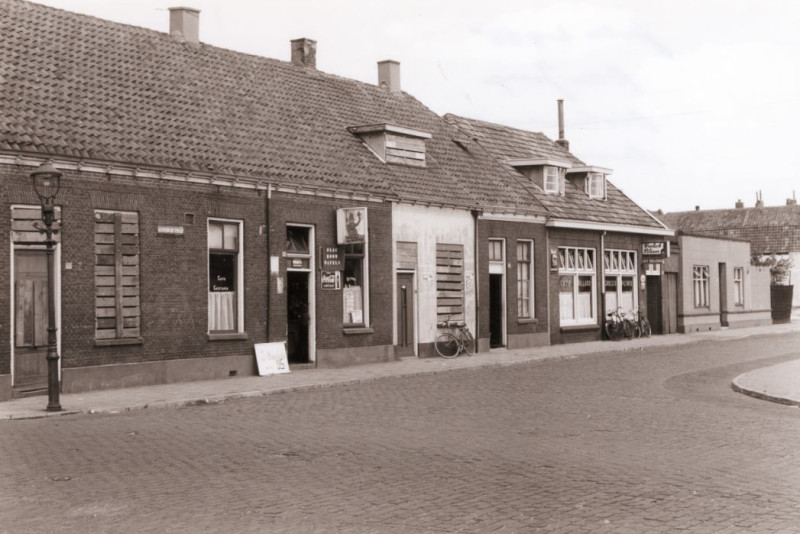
[336,207,368,244]
[559,275,573,291]
[254,342,290,376]
[157,225,184,236]
[320,270,342,290]
[320,245,344,270]
[270,256,280,275]
[642,242,665,256]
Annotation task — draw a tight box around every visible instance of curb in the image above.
[731,376,800,408]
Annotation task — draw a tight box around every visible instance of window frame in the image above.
[693,265,710,308]
[558,246,597,325]
[207,218,244,335]
[343,241,370,327]
[586,172,607,200]
[733,266,744,306]
[543,166,564,195]
[516,240,534,319]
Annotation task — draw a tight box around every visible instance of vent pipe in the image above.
[755,190,764,208]
[555,99,569,151]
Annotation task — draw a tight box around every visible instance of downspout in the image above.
[472,209,480,350]
[266,183,272,342]
[600,230,606,323]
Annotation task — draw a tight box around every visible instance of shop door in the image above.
[13,250,50,397]
[489,274,504,348]
[665,273,678,334]
[646,276,663,335]
[396,273,415,356]
[286,271,309,364]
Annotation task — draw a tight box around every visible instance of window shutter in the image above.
[95,211,140,340]
[436,244,464,324]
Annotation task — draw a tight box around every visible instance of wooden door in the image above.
[665,273,678,334]
[396,273,415,356]
[14,249,49,394]
[646,275,663,335]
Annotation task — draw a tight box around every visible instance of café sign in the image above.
[643,242,667,256]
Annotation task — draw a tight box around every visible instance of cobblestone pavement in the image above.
[2,333,800,533]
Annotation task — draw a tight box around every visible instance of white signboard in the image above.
[254,342,290,376]
[336,207,367,244]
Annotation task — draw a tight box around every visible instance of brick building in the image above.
[446,110,675,343]
[0,0,542,399]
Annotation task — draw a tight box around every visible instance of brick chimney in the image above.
[291,38,317,68]
[735,199,744,209]
[378,60,401,92]
[169,7,200,44]
[555,99,569,151]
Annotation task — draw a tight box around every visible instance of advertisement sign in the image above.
[336,207,367,245]
[643,242,666,256]
[254,342,290,376]
[320,245,344,271]
[559,275,573,292]
[320,270,342,290]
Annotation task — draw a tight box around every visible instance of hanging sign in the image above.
[336,207,367,244]
[254,342,290,376]
[320,270,342,290]
[320,245,344,270]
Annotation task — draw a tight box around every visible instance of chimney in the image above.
[695,205,700,211]
[555,99,569,151]
[169,7,200,44]
[788,191,797,206]
[290,38,317,68]
[755,190,764,208]
[735,199,744,209]
[377,60,401,93]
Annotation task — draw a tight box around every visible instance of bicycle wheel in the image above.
[623,320,636,339]
[461,329,475,355]
[604,321,621,340]
[640,318,651,338]
[435,332,460,358]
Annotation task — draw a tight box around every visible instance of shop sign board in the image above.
[643,242,667,256]
[320,270,342,290]
[336,207,367,245]
[254,342,290,376]
[320,245,344,270]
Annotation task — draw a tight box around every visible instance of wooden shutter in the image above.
[436,243,464,324]
[95,211,140,340]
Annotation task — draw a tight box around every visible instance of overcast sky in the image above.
[35,0,800,213]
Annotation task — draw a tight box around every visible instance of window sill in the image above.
[560,324,600,333]
[207,332,248,341]
[517,317,538,325]
[343,327,374,335]
[95,337,144,347]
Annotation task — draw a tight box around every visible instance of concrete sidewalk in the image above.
[733,359,800,407]
[3,321,800,421]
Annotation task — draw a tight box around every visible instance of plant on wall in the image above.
[751,252,794,286]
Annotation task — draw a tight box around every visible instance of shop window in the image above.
[343,243,366,325]
[517,240,534,318]
[693,265,710,308]
[94,210,141,342]
[436,243,464,324]
[208,220,243,333]
[734,267,744,305]
[544,166,565,195]
[603,249,637,314]
[558,246,596,325]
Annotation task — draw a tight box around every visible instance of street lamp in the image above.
[30,160,62,412]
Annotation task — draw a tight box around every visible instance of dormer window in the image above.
[544,166,566,196]
[349,124,431,168]
[586,172,606,200]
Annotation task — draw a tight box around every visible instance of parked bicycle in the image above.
[635,308,651,338]
[604,308,637,340]
[435,316,475,358]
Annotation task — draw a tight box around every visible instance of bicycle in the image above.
[604,308,636,340]
[635,308,651,338]
[435,316,475,358]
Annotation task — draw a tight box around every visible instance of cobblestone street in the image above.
[2,332,800,533]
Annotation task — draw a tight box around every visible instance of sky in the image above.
[33,0,800,213]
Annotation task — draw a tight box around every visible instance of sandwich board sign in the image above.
[254,342,290,376]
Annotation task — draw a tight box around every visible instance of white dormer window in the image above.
[586,172,606,200]
[544,166,565,195]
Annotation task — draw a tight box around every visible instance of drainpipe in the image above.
[472,209,481,350]
[266,183,272,342]
[600,230,606,319]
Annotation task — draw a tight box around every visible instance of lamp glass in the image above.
[31,162,62,201]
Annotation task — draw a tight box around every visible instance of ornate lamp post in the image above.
[30,160,62,412]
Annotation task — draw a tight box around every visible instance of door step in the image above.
[12,385,48,399]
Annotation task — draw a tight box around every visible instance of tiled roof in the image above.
[658,205,800,254]
[0,0,543,213]
[444,114,665,229]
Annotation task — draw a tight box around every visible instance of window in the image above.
[517,241,534,318]
[603,249,637,314]
[558,247,596,325]
[94,210,141,342]
[734,267,744,305]
[693,265,710,308]
[208,220,243,333]
[436,243,464,324]
[488,239,503,262]
[343,243,366,325]
[544,166,565,195]
[586,173,606,200]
